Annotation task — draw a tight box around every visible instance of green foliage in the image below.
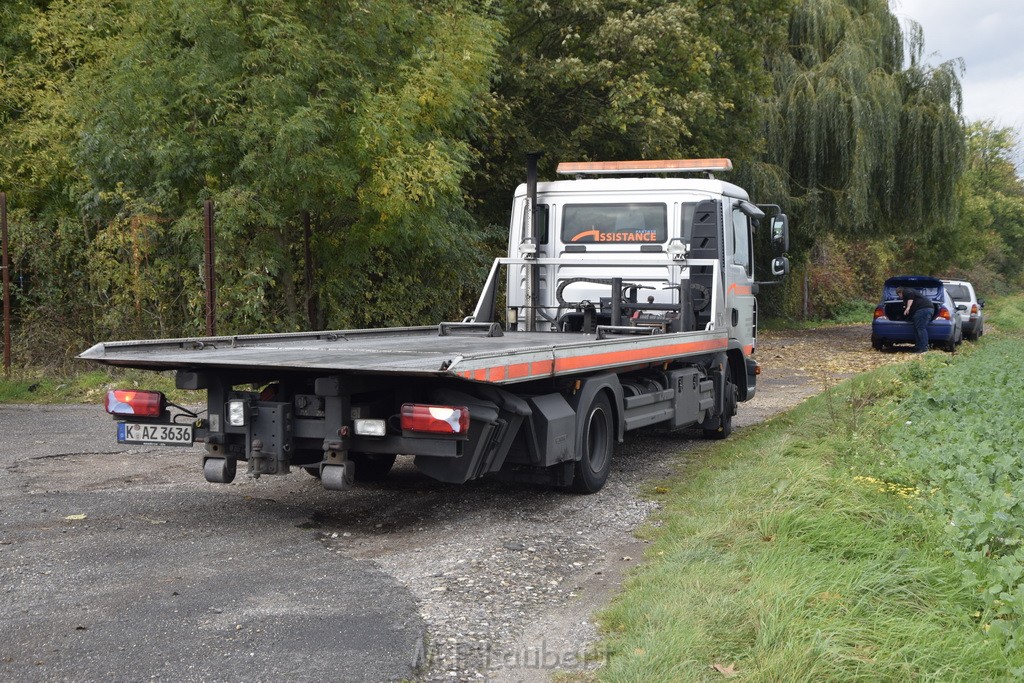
[748,0,967,318]
[870,333,1024,652]
[466,0,791,227]
[0,367,185,404]
[2,0,502,362]
[755,0,964,242]
[596,355,1021,680]
[948,122,1024,290]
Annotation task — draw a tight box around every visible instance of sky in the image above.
[892,0,1024,130]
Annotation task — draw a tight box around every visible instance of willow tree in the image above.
[747,0,964,243]
[738,0,965,316]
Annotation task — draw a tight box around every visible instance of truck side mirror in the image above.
[771,214,789,255]
[771,256,790,277]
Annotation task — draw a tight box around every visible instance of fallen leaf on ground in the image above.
[712,662,739,677]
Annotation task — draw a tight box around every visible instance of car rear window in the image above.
[883,285,942,301]
[945,284,970,301]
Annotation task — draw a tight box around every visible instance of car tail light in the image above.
[105,389,164,418]
[873,306,885,319]
[971,304,979,315]
[401,403,470,435]
[937,307,951,320]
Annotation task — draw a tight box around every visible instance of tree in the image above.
[3,0,502,357]
[951,121,1024,290]
[745,0,966,317]
[466,0,790,231]
[749,0,964,244]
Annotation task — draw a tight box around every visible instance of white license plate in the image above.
[117,422,194,446]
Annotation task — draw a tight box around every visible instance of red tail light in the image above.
[937,307,951,321]
[104,390,164,418]
[971,304,979,315]
[873,306,885,319]
[401,403,470,435]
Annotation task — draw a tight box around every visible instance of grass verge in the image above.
[0,367,186,404]
[595,296,1024,681]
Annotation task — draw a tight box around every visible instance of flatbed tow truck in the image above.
[80,157,790,494]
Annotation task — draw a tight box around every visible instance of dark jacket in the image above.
[902,289,933,317]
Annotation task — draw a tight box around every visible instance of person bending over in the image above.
[897,286,932,353]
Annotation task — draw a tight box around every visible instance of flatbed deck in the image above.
[79,324,728,385]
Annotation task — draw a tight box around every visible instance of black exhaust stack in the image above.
[523,152,542,332]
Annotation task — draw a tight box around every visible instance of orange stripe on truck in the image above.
[453,339,725,383]
[554,338,726,373]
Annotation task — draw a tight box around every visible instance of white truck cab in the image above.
[504,159,787,358]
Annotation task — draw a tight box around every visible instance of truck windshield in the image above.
[561,203,666,244]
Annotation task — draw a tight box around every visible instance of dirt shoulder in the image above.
[740,323,917,425]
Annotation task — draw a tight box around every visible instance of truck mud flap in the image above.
[413,387,529,484]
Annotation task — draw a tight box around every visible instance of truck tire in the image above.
[703,368,735,440]
[351,453,397,482]
[570,392,614,494]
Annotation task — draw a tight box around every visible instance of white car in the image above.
[942,279,985,341]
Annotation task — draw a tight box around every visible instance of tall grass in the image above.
[597,296,1024,681]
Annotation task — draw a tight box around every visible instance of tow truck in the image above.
[80,157,790,493]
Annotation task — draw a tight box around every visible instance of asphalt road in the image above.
[0,326,865,682]
[0,404,425,682]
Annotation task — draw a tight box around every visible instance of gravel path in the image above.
[376,323,894,682]
[3,323,914,682]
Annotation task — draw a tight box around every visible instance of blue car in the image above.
[871,275,962,352]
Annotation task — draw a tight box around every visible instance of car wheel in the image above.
[871,334,883,351]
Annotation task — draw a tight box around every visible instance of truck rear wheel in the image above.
[570,392,613,494]
[703,367,736,440]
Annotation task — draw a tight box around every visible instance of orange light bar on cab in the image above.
[556,158,733,175]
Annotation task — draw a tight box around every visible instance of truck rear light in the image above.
[104,390,164,418]
[937,307,951,321]
[873,306,885,319]
[401,403,470,435]
[354,419,386,436]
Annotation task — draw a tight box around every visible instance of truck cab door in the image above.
[727,201,758,353]
[688,199,724,330]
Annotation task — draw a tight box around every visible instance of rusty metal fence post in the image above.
[203,200,216,336]
[2,192,11,377]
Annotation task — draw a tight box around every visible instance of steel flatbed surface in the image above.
[79,325,728,384]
